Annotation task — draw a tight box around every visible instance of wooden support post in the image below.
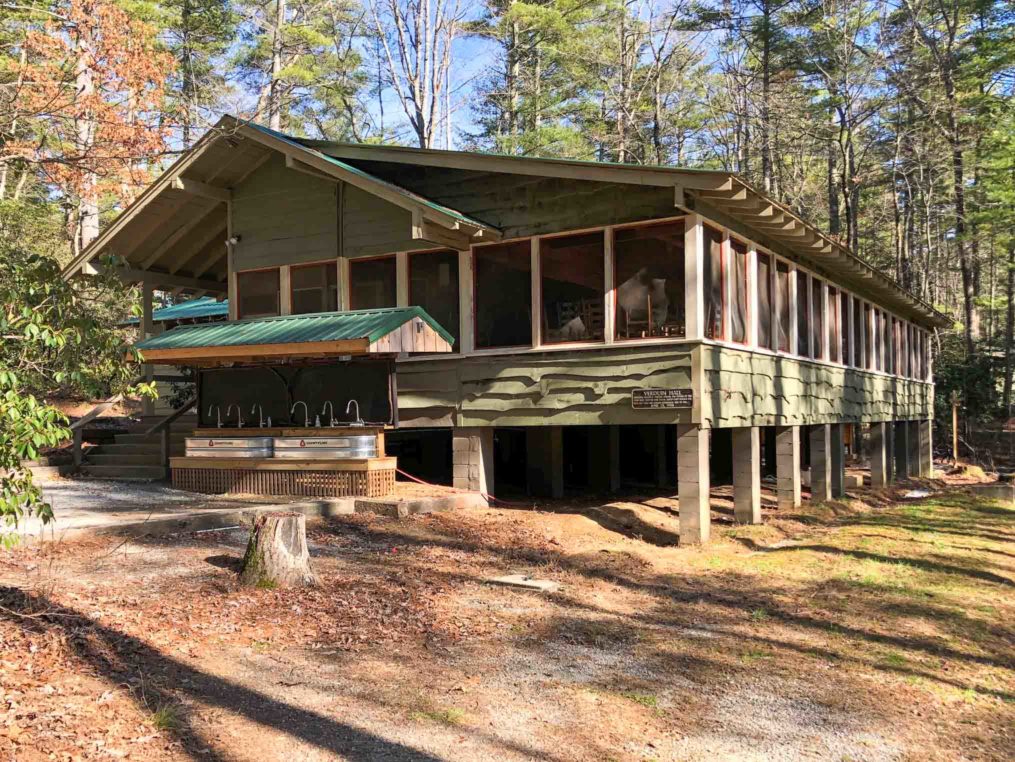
[141,280,155,417]
[776,425,801,509]
[809,424,832,502]
[950,392,959,462]
[894,421,910,480]
[609,425,622,493]
[869,422,888,487]
[830,423,845,497]
[885,423,896,484]
[655,425,669,488]
[732,427,761,524]
[526,426,563,499]
[907,420,920,478]
[160,428,171,472]
[453,427,494,498]
[677,424,710,544]
[919,420,933,477]
[72,429,84,471]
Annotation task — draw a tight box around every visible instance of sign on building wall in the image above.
[631,388,694,409]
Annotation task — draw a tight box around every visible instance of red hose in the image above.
[395,466,530,507]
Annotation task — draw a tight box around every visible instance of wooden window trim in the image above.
[289,260,338,315]
[538,229,607,346]
[348,254,397,311]
[236,266,281,320]
[471,238,533,351]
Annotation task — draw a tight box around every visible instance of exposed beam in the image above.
[698,185,748,202]
[170,177,231,202]
[193,248,227,279]
[285,154,338,183]
[168,222,228,274]
[140,201,224,269]
[112,266,226,293]
[137,338,371,364]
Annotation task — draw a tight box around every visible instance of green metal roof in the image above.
[123,296,229,325]
[135,306,454,351]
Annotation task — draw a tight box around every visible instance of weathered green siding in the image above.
[395,344,696,427]
[701,344,933,427]
[345,162,677,239]
[342,184,417,258]
[394,342,932,429]
[232,153,338,270]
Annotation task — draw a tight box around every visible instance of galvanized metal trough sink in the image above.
[272,436,377,459]
[185,437,274,458]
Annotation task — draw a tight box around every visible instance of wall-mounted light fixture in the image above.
[226,235,242,246]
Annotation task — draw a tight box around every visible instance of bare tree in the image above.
[371,0,463,148]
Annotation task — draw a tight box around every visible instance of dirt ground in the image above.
[1,469,1012,761]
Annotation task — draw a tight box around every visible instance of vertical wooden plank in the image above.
[788,263,798,357]
[747,243,759,348]
[684,213,704,339]
[530,237,541,348]
[721,230,731,342]
[604,226,615,344]
[396,251,409,307]
[142,280,154,417]
[227,200,237,320]
[339,257,351,310]
[279,265,292,315]
[458,249,474,353]
[820,280,829,361]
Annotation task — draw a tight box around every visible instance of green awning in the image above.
[134,306,454,365]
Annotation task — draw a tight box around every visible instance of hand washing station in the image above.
[176,426,395,497]
[132,306,456,500]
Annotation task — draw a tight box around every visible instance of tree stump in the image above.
[239,512,318,588]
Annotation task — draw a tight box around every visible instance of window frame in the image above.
[471,237,535,351]
[611,217,688,343]
[236,266,281,320]
[408,247,461,353]
[536,228,608,346]
[728,235,750,346]
[348,253,398,311]
[289,260,339,316]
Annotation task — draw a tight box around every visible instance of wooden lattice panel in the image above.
[172,466,396,498]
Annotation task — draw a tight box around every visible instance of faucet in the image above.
[346,399,364,426]
[290,401,309,427]
[225,403,244,428]
[321,401,336,427]
[250,403,264,428]
[207,404,222,428]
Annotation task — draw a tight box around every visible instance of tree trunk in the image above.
[240,512,317,588]
[269,0,285,131]
[1003,243,1015,412]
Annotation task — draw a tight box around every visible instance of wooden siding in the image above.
[395,344,696,428]
[232,153,338,270]
[342,184,415,259]
[701,344,933,428]
[344,162,677,240]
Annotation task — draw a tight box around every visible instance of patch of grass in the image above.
[749,607,770,622]
[740,648,772,664]
[251,639,273,653]
[617,691,658,708]
[878,651,909,668]
[410,707,466,725]
[150,704,181,731]
[255,577,278,590]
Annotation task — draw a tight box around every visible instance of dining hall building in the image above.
[63,116,947,544]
